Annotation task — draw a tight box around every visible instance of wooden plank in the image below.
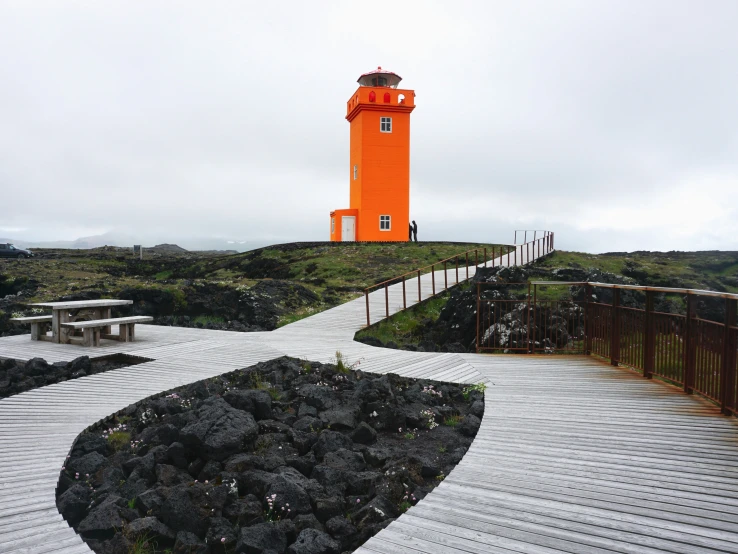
[29,300,133,309]
[61,316,153,329]
[9,317,52,323]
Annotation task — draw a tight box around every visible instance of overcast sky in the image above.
[1,1,737,253]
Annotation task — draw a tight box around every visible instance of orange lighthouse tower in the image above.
[330,67,416,241]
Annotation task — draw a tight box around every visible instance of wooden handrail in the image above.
[477,278,738,417]
[531,281,738,301]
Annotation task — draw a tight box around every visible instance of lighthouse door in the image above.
[341,216,356,242]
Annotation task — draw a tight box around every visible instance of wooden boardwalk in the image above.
[1,245,737,553]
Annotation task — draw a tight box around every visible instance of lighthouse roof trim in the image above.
[357,66,403,89]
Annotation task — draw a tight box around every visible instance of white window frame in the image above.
[379,215,391,231]
[380,117,392,133]
[353,165,357,180]
[331,217,335,234]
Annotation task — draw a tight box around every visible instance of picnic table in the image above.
[29,299,133,344]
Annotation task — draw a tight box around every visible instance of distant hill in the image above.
[0,233,274,253]
[150,244,188,253]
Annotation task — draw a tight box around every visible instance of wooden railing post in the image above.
[584,283,591,355]
[721,298,737,415]
[527,282,532,353]
[507,247,511,267]
[455,257,459,284]
[684,295,696,394]
[402,276,406,309]
[476,283,481,354]
[532,283,538,352]
[644,290,655,379]
[465,252,469,279]
[384,284,389,319]
[417,270,422,303]
[492,246,495,268]
[431,265,436,296]
[475,249,478,269]
[611,288,621,366]
[720,298,738,415]
[365,290,370,327]
[514,246,517,266]
[444,261,448,290]
[483,247,487,267]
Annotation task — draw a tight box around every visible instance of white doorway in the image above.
[341,216,356,241]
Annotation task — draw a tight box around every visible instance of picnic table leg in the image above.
[82,328,93,347]
[31,323,40,341]
[52,310,66,344]
[119,323,130,342]
[51,311,59,343]
[102,308,112,334]
[59,311,72,344]
[129,324,135,341]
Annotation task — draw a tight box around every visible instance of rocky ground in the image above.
[1,242,498,337]
[57,357,484,554]
[0,355,149,399]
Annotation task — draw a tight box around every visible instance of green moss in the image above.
[443,415,462,427]
[462,383,486,400]
[192,315,225,326]
[250,372,281,400]
[355,288,457,347]
[165,287,187,312]
[107,431,131,452]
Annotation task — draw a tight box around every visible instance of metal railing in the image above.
[363,232,555,327]
[514,229,551,245]
[475,280,738,416]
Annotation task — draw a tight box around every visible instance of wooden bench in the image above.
[61,316,154,346]
[10,316,54,341]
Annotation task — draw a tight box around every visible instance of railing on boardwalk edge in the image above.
[362,231,555,327]
[476,280,738,417]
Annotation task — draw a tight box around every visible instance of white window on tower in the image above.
[353,165,357,180]
[331,218,335,234]
[379,215,391,230]
[380,117,392,133]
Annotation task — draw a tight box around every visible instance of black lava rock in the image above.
[58,484,92,526]
[180,397,258,461]
[312,431,353,461]
[58,357,483,554]
[287,528,341,554]
[236,522,288,554]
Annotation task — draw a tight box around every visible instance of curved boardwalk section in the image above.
[2,247,738,553]
[356,356,738,554]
